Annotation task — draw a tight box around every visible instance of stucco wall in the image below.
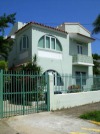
[32,26,72,74]
[58,23,90,37]
[49,75,100,111]
[69,39,88,56]
[51,91,100,110]
[8,26,32,67]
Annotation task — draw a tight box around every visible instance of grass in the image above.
[79,110,100,122]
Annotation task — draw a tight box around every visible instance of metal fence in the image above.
[53,74,100,93]
[0,70,50,118]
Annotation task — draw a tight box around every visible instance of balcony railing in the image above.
[72,54,94,66]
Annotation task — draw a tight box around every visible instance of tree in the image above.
[0,13,16,61]
[92,14,100,34]
[92,53,100,75]
[0,60,8,70]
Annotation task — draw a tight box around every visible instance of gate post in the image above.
[0,70,3,118]
[48,75,54,111]
[47,74,50,111]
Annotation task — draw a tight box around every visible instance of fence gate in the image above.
[0,70,50,118]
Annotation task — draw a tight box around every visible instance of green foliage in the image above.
[21,54,42,73]
[0,13,16,35]
[80,110,100,122]
[92,14,100,34]
[0,36,14,60]
[0,13,16,60]
[8,55,44,103]
[0,60,7,70]
[92,53,100,75]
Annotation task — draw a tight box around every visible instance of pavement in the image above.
[0,102,100,134]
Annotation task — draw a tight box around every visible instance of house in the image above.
[8,21,95,89]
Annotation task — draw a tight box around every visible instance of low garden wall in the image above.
[49,75,100,111]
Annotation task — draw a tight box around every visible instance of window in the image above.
[77,45,82,54]
[75,72,86,86]
[20,35,29,51]
[51,38,55,49]
[38,35,62,51]
[46,36,50,48]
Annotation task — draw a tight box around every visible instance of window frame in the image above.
[38,35,62,52]
[77,44,82,54]
[20,35,29,52]
[75,71,86,86]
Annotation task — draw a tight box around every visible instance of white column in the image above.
[49,75,55,111]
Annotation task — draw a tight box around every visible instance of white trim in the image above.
[38,50,62,60]
[73,62,94,66]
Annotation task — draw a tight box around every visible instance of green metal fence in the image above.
[0,70,50,118]
[53,74,100,93]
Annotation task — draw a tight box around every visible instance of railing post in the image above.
[36,72,39,113]
[80,73,83,91]
[23,71,25,115]
[0,70,3,118]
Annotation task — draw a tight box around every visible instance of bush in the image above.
[80,110,100,122]
[0,60,7,70]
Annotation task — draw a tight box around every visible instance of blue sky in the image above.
[0,0,100,54]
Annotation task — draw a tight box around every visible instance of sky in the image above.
[0,0,100,54]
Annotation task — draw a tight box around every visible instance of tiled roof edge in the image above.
[15,21,67,34]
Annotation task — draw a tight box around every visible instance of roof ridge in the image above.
[15,21,67,34]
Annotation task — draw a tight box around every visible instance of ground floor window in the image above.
[75,72,86,85]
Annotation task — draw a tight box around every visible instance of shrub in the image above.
[0,60,7,70]
[80,110,100,122]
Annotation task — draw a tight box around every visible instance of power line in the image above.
[93,36,100,41]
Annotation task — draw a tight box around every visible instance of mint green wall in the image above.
[69,39,88,56]
[72,66,88,75]
[8,23,93,77]
[31,26,72,74]
[8,27,32,67]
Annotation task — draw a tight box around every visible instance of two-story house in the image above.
[8,21,95,88]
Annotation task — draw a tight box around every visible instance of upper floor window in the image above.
[20,35,29,51]
[77,45,82,54]
[38,35,62,51]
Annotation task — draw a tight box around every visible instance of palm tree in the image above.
[92,14,100,34]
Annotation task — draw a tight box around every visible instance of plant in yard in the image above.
[8,54,46,104]
[0,60,8,70]
[80,110,100,122]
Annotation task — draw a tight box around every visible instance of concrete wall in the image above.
[49,75,100,111]
[58,23,90,37]
[69,39,88,56]
[32,26,72,74]
[8,22,93,77]
[8,26,32,67]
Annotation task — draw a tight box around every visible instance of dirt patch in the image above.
[52,102,100,117]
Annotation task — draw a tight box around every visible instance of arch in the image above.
[38,35,62,51]
[43,70,63,86]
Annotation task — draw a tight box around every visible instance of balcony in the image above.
[72,54,94,66]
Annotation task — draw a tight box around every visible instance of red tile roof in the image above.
[15,22,67,34]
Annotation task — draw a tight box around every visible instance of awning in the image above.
[69,33,95,43]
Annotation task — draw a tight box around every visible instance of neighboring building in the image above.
[8,21,95,88]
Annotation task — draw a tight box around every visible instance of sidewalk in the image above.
[0,102,100,134]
